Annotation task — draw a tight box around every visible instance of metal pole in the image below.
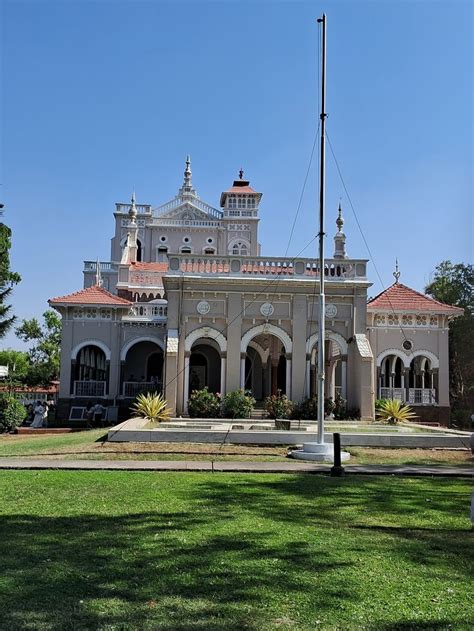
[316,14,327,444]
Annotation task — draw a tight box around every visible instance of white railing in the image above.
[153,196,223,219]
[115,203,151,214]
[408,388,436,405]
[167,254,367,280]
[83,261,119,272]
[380,387,405,401]
[122,303,167,321]
[73,381,106,397]
[152,218,222,228]
[224,210,258,218]
[122,382,162,398]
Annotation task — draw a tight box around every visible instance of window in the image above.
[181,247,192,254]
[228,196,237,209]
[248,197,256,209]
[231,242,249,256]
[237,196,246,208]
[204,248,215,255]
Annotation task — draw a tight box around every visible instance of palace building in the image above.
[49,159,462,423]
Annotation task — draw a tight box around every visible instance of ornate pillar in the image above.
[340,355,347,400]
[183,353,190,414]
[404,368,410,403]
[220,353,227,395]
[305,355,311,399]
[240,353,246,390]
[285,353,292,399]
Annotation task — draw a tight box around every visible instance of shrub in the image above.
[376,399,417,425]
[188,387,221,418]
[264,391,293,419]
[131,392,171,423]
[291,396,335,420]
[0,395,27,432]
[333,392,347,420]
[221,389,255,419]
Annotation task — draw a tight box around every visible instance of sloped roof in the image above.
[367,282,463,315]
[130,262,169,273]
[49,285,131,307]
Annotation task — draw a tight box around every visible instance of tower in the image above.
[220,170,262,256]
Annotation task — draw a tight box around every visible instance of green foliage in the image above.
[188,387,221,418]
[291,396,335,420]
[376,399,417,425]
[130,392,171,423]
[0,223,21,338]
[264,391,293,419]
[0,393,27,431]
[221,389,255,419]
[0,349,30,381]
[15,310,62,385]
[425,260,474,426]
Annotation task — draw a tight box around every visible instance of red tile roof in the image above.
[49,285,132,306]
[367,282,463,315]
[130,262,169,273]
[224,185,258,194]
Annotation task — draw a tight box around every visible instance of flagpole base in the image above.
[289,442,351,463]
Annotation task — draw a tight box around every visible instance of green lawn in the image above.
[0,471,472,630]
[0,431,472,466]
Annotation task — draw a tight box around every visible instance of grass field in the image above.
[0,430,472,466]
[0,470,472,630]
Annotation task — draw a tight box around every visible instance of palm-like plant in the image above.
[131,392,171,423]
[376,399,417,425]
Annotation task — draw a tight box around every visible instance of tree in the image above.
[425,261,474,426]
[0,349,30,382]
[0,223,21,338]
[15,310,62,386]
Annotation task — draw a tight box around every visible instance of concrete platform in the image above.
[107,418,471,449]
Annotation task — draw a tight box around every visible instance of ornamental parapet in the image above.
[166,254,368,281]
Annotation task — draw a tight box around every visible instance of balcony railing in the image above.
[408,388,436,405]
[151,218,222,228]
[122,382,162,398]
[115,203,151,214]
[73,381,106,397]
[153,196,223,219]
[167,254,367,280]
[122,303,167,322]
[379,387,436,405]
[380,387,405,401]
[84,261,119,273]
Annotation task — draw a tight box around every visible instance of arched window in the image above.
[204,247,215,255]
[74,345,107,382]
[157,246,168,262]
[228,196,237,209]
[180,247,192,254]
[231,242,249,256]
[137,239,142,262]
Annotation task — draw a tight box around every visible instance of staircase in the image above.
[251,402,268,420]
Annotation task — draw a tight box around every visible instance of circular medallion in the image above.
[325,303,338,318]
[260,302,274,317]
[196,301,210,315]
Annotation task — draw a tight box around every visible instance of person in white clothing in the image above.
[31,401,45,428]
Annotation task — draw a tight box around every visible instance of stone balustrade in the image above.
[83,261,119,273]
[167,254,367,280]
[152,218,222,228]
[73,381,106,398]
[122,303,167,322]
[153,196,223,219]
[115,203,151,214]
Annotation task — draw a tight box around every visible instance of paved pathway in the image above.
[0,458,471,477]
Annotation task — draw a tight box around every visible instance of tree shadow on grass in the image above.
[0,510,354,631]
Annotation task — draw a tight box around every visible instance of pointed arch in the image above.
[71,340,111,361]
[241,324,292,354]
[120,336,165,361]
[184,327,227,353]
[306,331,348,356]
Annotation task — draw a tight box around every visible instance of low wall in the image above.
[107,419,470,449]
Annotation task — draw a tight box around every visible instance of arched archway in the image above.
[241,325,292,399]
[408,354,437,404]
[306,332,348,400]
[121,338,164,397]
[72,343,109,398]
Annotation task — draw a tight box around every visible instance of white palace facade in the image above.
[50,159,462,422]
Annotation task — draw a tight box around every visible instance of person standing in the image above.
[31,401,45,428]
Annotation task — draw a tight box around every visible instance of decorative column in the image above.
[329,360,336,400]
[220,353,227,395]
[340,355,347,400]
[306,355,311,399]
[404,368,410,403]
[183,353,190,414]
[240,353,246,390]
[285,354,292,399]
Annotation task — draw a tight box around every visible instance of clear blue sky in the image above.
[1,0,472,350]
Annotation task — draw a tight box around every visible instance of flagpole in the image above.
[316,13,327,444]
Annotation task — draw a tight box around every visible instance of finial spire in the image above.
[239,168,244,180]
[336,201,344,232]
[333,202,347,259]
[129,191,137,224]
[184,155,192,188]
[393,259,401,283]
[95,257,103,287]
